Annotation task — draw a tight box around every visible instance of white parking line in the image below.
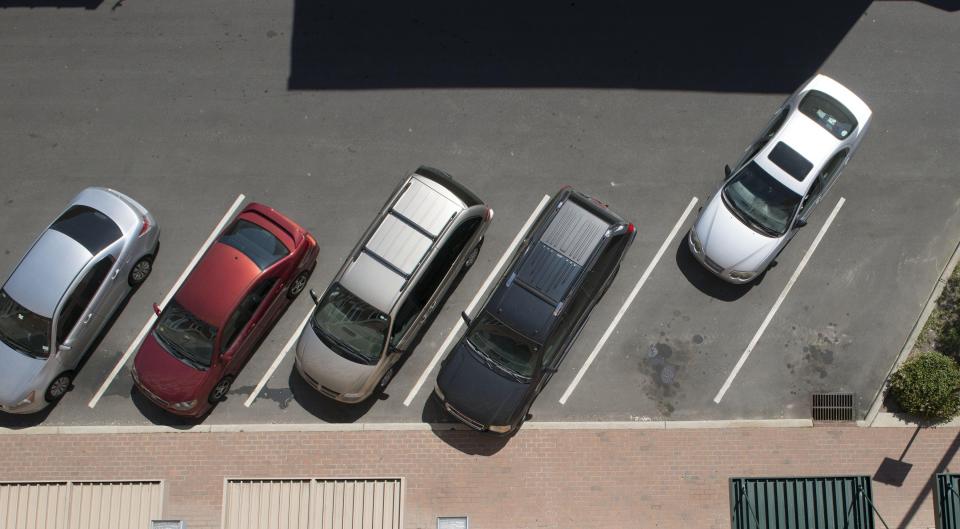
[401,194,552,407]
[87,194,247,408]
[558,197,699,405]
[713,197,846,404]
[244,307,313,407]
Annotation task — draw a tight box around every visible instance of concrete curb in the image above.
[0,418,814,435]
[863,234,960,426]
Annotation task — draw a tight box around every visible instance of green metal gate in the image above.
[730,476,877,529]
[936,473,960,529]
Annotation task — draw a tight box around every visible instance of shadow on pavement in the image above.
[675,239,756,302]
[289,1,872,92]
[421,393,510,456]
[0,0,102,8]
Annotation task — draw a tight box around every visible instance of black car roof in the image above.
[484,189,625,343]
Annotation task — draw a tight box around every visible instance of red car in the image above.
[131,203,317,417]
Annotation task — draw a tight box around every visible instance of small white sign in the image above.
[437,516,468,529]
[151,521,186,529]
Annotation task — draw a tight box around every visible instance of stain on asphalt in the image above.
[229,385,294,409]
[783,323,851,392]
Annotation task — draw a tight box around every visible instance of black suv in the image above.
[434,187,635,434]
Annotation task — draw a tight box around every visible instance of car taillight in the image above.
[627,223,635,233]
[485,207,495,221]
[137,216,150,238]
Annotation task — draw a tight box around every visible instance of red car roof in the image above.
[175,242,261,328]
[173,203,305,328]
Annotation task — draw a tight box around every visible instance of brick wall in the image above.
[0,426,953,529]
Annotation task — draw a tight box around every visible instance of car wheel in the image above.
[463,238,484,271]
[287,270,311,300]
[128,255,154,287]
[44,371,74,403]
[378,366,396,390]
[208,375,234,404]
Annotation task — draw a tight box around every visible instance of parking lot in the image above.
[0,0,958,428]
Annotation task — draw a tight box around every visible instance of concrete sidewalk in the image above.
[0,425,955,529]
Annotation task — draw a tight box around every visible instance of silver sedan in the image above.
[0,187,160,414]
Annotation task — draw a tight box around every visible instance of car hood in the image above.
[0,342,46,404]
[695,191,783,272]
[295,323,378,396]
[436,341,531,427]
[133,333,210,403]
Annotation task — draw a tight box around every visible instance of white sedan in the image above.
[688,74,872,283]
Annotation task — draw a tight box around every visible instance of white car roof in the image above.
[752,74,872,197]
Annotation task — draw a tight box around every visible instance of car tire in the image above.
[287,270,311,300]
[44,371,74,403]
[208,375,234,404]
[128,255,154,287]
[463,238,484,271]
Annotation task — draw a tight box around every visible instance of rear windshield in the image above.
[799,90,858,140]
[50,205,122,254]
[219,219,289,270]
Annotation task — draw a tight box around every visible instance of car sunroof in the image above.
[767,142,813,181]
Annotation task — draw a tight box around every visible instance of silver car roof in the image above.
[340,175,464,314]
[4,230,91,318]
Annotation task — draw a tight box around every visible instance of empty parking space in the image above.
[0,1,958,430]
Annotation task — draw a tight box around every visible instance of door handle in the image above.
[81,313,93,325]
[111,268,120,280]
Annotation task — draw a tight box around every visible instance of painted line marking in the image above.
[401,194,552,407]
[559,196,699,405]
[87,194,247,408]
[713,197,846,404]
[244,307,313,407]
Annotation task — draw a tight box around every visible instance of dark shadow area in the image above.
[289,1,871,92]
[0,282,139,429]
[874,425,921,486]
[895,429,960,529]
[0,0,102,8]
[421,393,510,456]
[675,240,755,302]
[129,386,203,429]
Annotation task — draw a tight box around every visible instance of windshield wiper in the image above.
[155,331,206,369]
[464,339,529,383]
[311,319,372,365]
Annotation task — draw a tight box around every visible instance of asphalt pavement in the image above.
[0,0,957,427]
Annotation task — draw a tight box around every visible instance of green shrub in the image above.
[890,351,960,422]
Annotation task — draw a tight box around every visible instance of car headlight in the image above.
[488,424,513,433]
[16,391,36,407]
[171,400,197,411]
[728,270,757,280]
[689,229,703,254]
[433,384,445,401]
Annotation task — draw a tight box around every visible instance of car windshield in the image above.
[154,299,218,368]
[219,219,290,270]
[722,162,802,237]
[465,312,538,380]
[311,283,389,365]
[799,90,858,140]
[0,289,52,358]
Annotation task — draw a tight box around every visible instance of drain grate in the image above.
[812,393,856,422]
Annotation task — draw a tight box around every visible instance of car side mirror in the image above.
[152,303,161,316]
[542,366,558,374]
[57,344,72,353]
[309,289,320,305]
[461,311,472,326]
[724,165,732,178]
[795,218,808,228]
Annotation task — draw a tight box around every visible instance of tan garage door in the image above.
[0,480,163,529]
[223,478,404,529]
